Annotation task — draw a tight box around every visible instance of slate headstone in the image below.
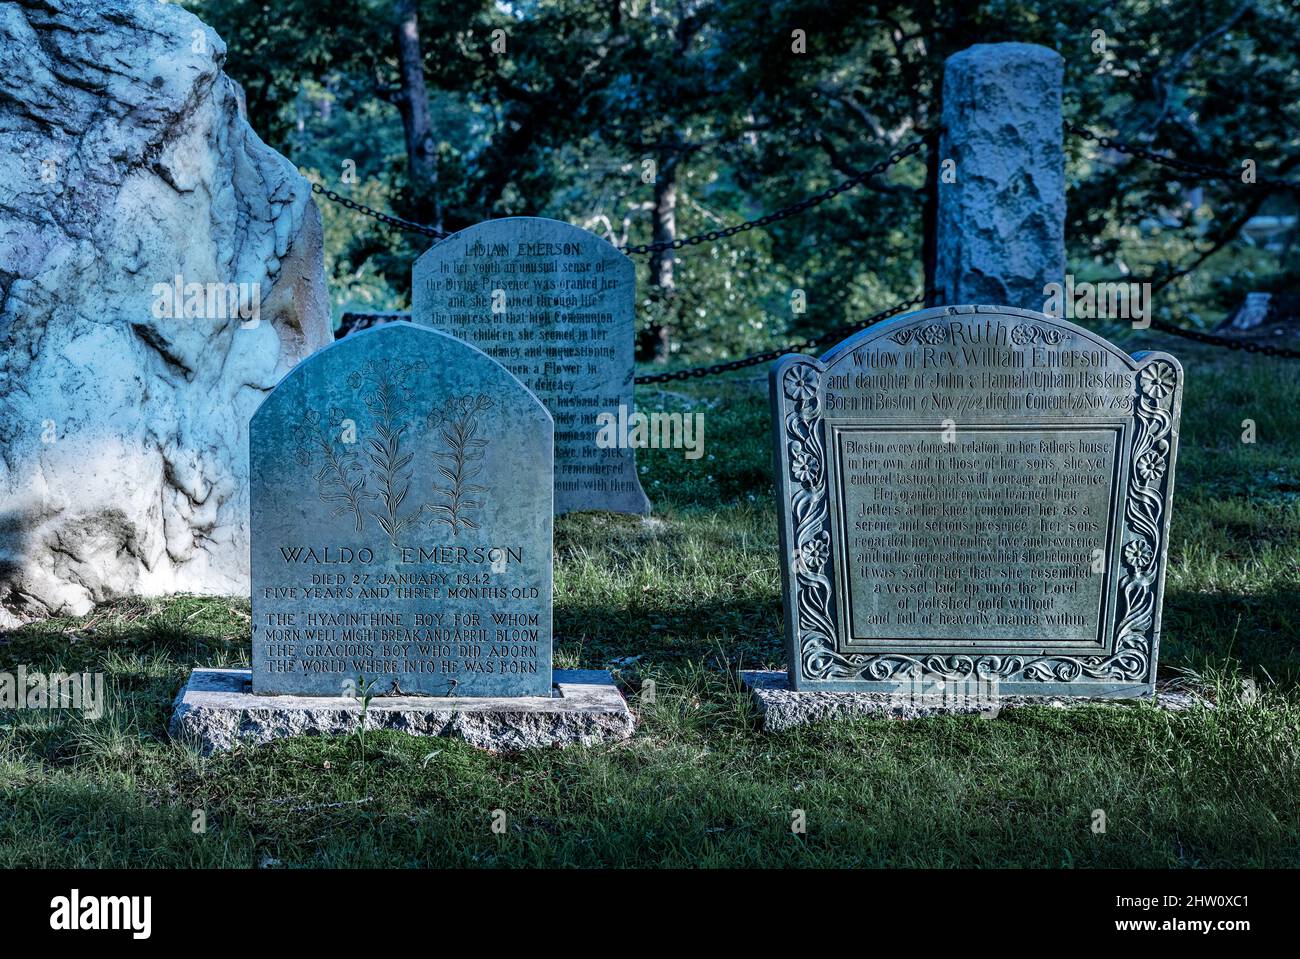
[250,322,553,697]
[771,305,1182,697]
[412,216,651,515]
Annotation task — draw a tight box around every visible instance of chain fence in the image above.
[632,290,928,384]
[320,119,1300,370]
[1064,122,1300,193]
[621,140,925,255]
[311,183,449,239]
[1145,317,1300,358]
[312,139,925,254]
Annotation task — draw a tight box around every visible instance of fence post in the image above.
[936,43,1066,312]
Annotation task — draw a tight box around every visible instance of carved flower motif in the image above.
[294,446,311,467]
[1140,363,1176,399]
[346,370,363,390]
[1123,539,1154,569]
[785,365,819,401]
[917,323,947,345]
[304,409,320,425]
[791,450,817,485]
[800,532,830,573]
[1010,324,1036,346]
[328,407,345,426]
[460,393,493,415]
[293,426,307,442]
[1136,450,1166,483]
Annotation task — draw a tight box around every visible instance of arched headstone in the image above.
[412,217,651,515]
[772,305,1182,698]
[249,322,553,698]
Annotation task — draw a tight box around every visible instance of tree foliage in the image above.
[184,0,1300,354]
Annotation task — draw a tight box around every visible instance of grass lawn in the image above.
[2,331,1298,868]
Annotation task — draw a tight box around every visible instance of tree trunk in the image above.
[393,0,440,230]
[640,154,678,362]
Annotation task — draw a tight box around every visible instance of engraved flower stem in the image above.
[363,366,418,545]
[441,416,473,534]
[429,395,490,536]
[309,423,366,533]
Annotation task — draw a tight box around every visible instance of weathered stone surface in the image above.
[0,0,331,625]
[251,322,553,697]
[170,668,634,754]
[742,671,1208,732]
[937,43,1065,310]
[771,305,1182,697]
[412,217,651,516]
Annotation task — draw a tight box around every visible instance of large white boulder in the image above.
[0,0,332,623]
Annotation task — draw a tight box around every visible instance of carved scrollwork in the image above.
[887,323,948,346]
[779,362,841,682]
[779,344,1177,688]
[1009,323,1072,346]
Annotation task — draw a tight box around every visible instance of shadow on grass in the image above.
[1161,586,1300,686]
[557,593,783,671]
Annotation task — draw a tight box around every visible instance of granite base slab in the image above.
[171,668,634,754]
[741,670,1207,732]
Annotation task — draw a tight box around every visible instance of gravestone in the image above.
[412,217,651,515]
[770,305,1182,698]
[250,322,553,698]
[172,321,636,752]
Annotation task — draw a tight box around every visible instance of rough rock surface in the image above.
[742,672,1209,732]
[0,0,332,623]
[937,43,1065,310]
[170,668,636,754]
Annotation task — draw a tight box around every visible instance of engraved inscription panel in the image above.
[772,306,1183,696]
[830,425,1121,648]
[412,217,650,516]
[251,322,553,697]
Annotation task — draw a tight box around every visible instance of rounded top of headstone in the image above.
[252,320,552,427]
[413,216,631,278]
[815,303,1178,376]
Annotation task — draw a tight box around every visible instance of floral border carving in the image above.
[778,353,1178,687]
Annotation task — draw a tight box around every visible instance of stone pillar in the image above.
[936,43,1065,311]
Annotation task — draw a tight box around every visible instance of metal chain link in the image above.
[1064,122,1300,192]
[621,139,926,255]
[1146,316,1300,358]
[311,140,925,253]
[633,291,928,384]
[310,182,450,239]
[317,125,1300,364]
[631,285,1300,381]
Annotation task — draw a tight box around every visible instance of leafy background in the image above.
[184,0,1300,361]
